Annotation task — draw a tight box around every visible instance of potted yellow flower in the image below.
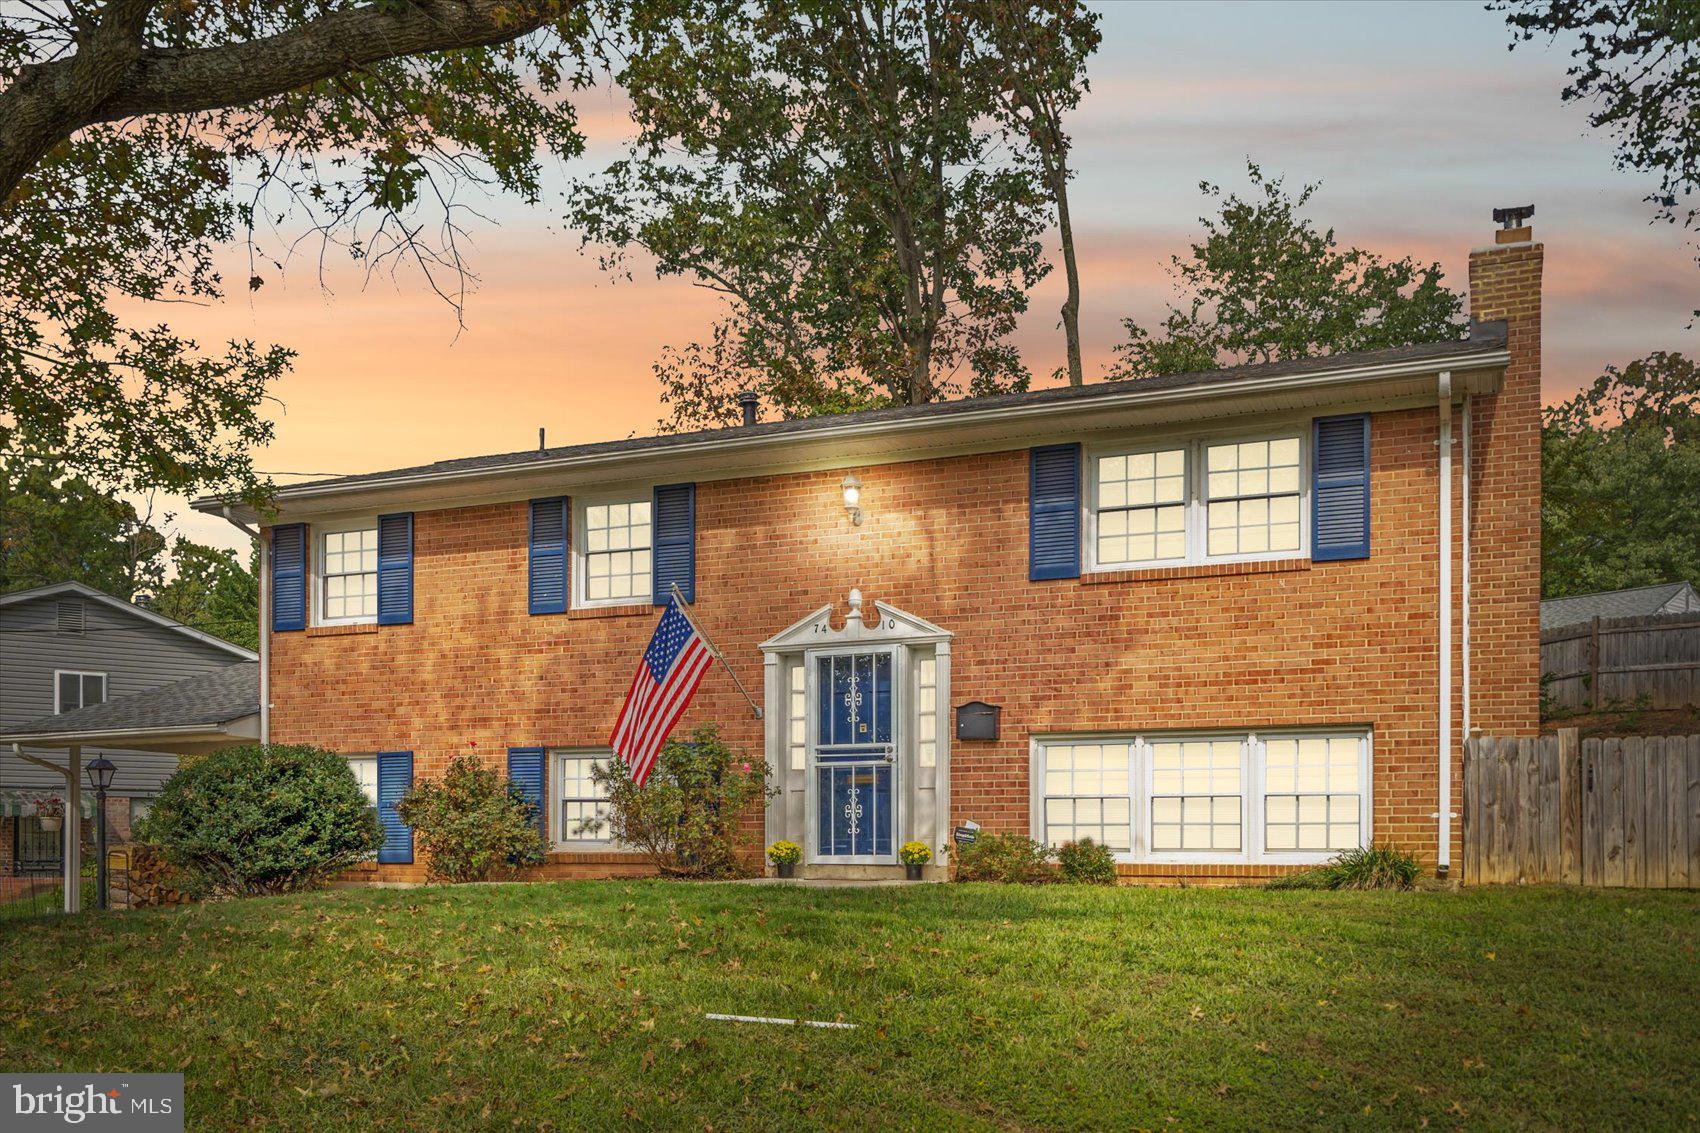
[899,840,932,881]
[766,840,801,879]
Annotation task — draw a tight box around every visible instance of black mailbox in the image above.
[955,701,1001,741]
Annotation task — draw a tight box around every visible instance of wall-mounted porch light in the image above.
[841,473,863,526]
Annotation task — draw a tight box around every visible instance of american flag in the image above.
[609,602,714,786]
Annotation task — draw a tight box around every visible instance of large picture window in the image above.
[1032,730,1370,864]
[1089,432,1305,569]
[577,497,652,606]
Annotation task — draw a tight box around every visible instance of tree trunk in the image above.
[1053,159,1084,387]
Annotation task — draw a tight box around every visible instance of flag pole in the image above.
[670,583,763,720]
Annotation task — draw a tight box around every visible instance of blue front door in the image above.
[814,652,895,859]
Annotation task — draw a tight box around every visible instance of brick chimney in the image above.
[1464,210,1543,742]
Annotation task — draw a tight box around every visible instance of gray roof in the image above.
[200,323,1507,503]
[0,663,258,740]
[1540,582,1700,630]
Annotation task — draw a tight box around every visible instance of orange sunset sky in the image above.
[164,1,1698,552]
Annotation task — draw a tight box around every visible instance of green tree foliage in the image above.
[571,0,1061,431]
[1108,163,1465,380]
[139,744,382,897]
[1542,351,1700,598]
[1,3,598,499]
[587,725,774,878]
[151,539,259,650]
[1502,2,1700,313]
[0,453,166,599]
[395,755,547,883]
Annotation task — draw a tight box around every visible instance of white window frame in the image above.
[313,518,380,626]
[572,492,654,609]
[344,754,380,860]
[53,669,107,714]
[551,748,616,850]
[1085,427,1309,572]
[1030,729,1372,866]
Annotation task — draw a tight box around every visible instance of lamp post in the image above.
[84,757,116,910]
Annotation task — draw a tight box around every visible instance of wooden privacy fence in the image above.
[1464,730,1700,887]
[1541,612,1700,712]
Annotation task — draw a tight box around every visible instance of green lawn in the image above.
[1,882,1696,1130]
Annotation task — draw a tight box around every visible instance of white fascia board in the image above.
[205,351,1508,525]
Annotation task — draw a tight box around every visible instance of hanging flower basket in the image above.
[32,795,65,832]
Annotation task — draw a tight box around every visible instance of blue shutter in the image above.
[652,483,696,605]
[376,513,414,625]
[507,747,547,839]
[1312,414,1371,561]
[529,498,569,614]
[271,523,308,632]
[1029,444,1082,581]
[376,751,414,864]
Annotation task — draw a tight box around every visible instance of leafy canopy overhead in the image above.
[1542,351,1700,598]
[1108,162,1465,380]
[0,1,597,501]
[1501,1,1700,315]
[571,0,1062,432]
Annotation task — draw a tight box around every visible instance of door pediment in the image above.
[760,589,951,653]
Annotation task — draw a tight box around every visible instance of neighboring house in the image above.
[196,219,1544,885]
[1540,582,1700,632]
[0,581,256,874]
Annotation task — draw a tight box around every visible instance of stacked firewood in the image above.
[114,844,191,909]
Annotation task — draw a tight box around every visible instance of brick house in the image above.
[198,221,1542,884]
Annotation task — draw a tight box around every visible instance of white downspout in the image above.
[222,507,268,745]
[1462,395,1473,740]
[1437,372,1454,878]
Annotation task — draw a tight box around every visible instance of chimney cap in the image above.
[1492,204,1534,229]
[735,389,760,427]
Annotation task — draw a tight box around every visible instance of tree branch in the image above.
[0,1,584,204]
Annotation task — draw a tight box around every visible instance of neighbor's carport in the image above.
[0,663,258,912]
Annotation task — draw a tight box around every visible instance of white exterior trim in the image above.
[199,349,1509,525]
[572,491,654,610]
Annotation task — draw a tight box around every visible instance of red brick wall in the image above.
[268,241,1541,885]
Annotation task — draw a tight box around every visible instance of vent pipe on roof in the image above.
[736,390,760,427]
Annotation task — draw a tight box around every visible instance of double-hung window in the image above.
[1032,730,1370,865]
[556,751,612,844]
[1089,432,1305,569]
[577,496,652,606]
[54,671,106,714]
[318,522,378,624]
[1204,438,1302,557]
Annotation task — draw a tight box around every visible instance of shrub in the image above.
[139,744,381,897]
[589,725,776,878]
[1057,838,1118,885]
[395,756,546,883]
[899,840,933,867]
[1267,844,1421,891]
[767,840,801,866]
[952,832,1054,883]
